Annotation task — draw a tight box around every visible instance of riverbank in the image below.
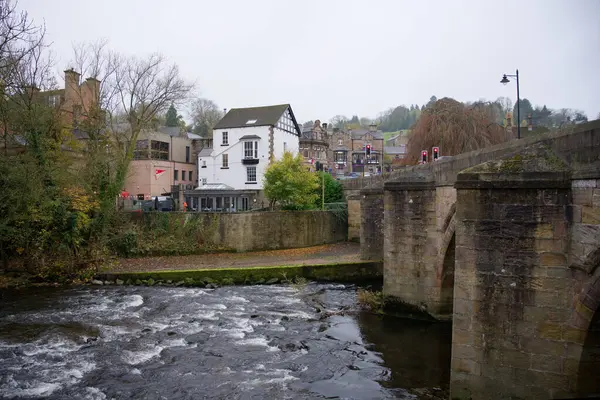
[1,243,383,289]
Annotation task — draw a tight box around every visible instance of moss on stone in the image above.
[96,261,383,287]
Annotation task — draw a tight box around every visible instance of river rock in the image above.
[116,279,124,285]
[266,278,279,284]
[91,279,103,285]
[175,281,185,287]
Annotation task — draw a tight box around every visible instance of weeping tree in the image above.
[403,97,510,164]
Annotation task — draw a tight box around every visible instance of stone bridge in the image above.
[343,120,600,399]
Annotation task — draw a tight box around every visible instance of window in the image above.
[303,150,309,158]
[283,142,287,152]
[241,197,249,211]
[222,132,228,145]
[334,151,347,163]
[202,178,207,185]
[174,170,179,181]
[133,140,149,160]
[222,153,229,168]
[246,119,257,124]
[201,160,206,168]
[189,171,193,182]
[48,94,61,108]
[150,140,169,160]
[246,166,257,182]
[185,146,190,163]
[244,141,254,158]
[338,139,343,145]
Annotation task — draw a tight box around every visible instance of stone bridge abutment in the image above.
[345,120,600,399]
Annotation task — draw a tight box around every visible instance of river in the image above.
[0,284,451,399]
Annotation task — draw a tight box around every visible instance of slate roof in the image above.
[198,147,213,157]
[158,126,181,137]
[384,146,407,154]
[213,104,298,132]
[186,132,203,140]
[349,129,384,140]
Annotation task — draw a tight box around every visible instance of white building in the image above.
[192,104,301,211]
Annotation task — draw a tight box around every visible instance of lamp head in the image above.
[500,74,510,85]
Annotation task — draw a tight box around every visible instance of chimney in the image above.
[64,69,81,103]
[85,77,101,106]
[223,108,227,114]
[369,123,377,132]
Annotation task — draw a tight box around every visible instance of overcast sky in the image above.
[19,0,600,123]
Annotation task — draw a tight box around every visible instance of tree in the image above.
[513,98,534,127]
[70,40,194,233]
[359,117,372,127]
[314,171,343,207]
[404,97,510,165]
[426,96,437,108]
[329,115,347,129]
[263,152,319,209]
[165,103,181,127]
[189,98,223,138]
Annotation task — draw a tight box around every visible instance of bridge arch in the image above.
[569,247,600,396]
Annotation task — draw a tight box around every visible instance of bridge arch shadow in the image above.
[569,247,600,396]
[436,204,456,315]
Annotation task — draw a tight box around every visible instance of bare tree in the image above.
[189,98,223,138]
[329,115,348,130]
[69,41,194,202]
[0,0,45,91]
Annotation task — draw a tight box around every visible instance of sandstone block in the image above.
[539,252,568,267]
[582,206,600,224]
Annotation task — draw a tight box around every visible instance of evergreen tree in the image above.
[165,104,179,127]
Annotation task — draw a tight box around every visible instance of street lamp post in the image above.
[501,69,520,139]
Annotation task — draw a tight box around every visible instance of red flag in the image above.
[155,169,166,180]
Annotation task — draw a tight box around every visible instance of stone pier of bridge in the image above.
[344,120,600,399]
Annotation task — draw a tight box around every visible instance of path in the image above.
[109,242,361,273]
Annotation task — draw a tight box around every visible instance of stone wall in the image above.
[345,189,361,242]
[204,211,348,252]
[360,189,384,260]
[383,180,451,317]
[450,154,581,399]
[134,211,348,253]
